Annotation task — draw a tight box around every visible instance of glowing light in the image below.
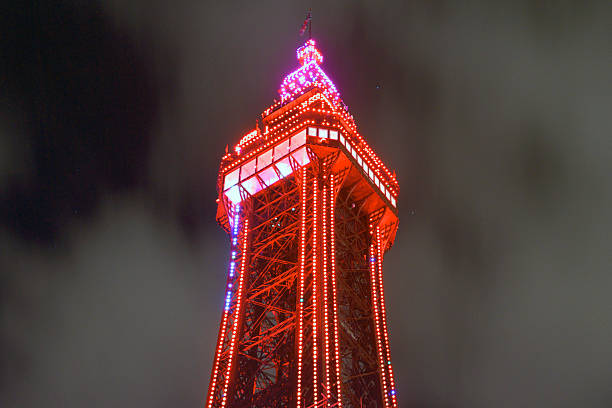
[312,177,319,407]
[369,218,390,407]
[223,123,398,208]
[223,127,311,205]
[296,169,308,408]
[219,217,249,408]
[207,205,242,408]
[236,129,260,153]
[330,174,342,407]
[279,40,341,108]
[322,171,331,405]
[376,227,398,407]
[221,63,401,198]
[297,39,323,65]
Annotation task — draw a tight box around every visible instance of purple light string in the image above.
[225,204,241,311]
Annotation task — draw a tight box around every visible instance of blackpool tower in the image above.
[207,38,400,408]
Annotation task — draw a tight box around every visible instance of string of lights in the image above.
[369,217,390,407]
[312,177,319,407]
[322,169,331,405]
[376,226,398,406]
[296,169,308,408]
[206,205,241,407]
[329,174,342,407]
[220,218,249,408]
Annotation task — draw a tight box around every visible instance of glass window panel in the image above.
[275,157,293,178]
[224,168,240,190]
[319,129,328,139]
[357,156,363,166]
[258,149,273,170]
[374,176,380,187]
[241,158,256,180]
[225,185,242,204]
[259,167,279,187]
[290,129,307,151]
[386,191,391,200]
[274,139,290,159]
[391,196,396,207]
[291,146,310,167]
[329,130,338,140]
[339,134,345,145]
[242,176,262,195]
[351,147,357,158]
[308,127,317,136]
[363,163,369,174]
[368,169,374,180]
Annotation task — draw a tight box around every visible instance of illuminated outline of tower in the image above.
[207,39,400,408]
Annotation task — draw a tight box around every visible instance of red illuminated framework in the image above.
[207,39,400,407]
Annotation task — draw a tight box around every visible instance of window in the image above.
[275,157,293,178]
[241,158,256,180]
[224,168,239,190]
[274,139,290,159]
[242,176,262,195]
[291,146,310,166]
[259,167,279,187]
[291,129,307,151]
[225,185,242,203]
[258,149,273,170]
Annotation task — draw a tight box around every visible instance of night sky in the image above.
[2,1,611,407]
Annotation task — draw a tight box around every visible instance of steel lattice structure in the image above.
[207,39,400,408]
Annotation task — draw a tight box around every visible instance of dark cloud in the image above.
[2,1,611,407]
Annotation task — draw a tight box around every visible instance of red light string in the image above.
[322,169,331,405]
[222,116,399,199]
[369,218,390,407]
[296,169,308,408]
[329,174,342,406]
[376,226,398,406]
[207,205,242,408]
[312,176,319,406]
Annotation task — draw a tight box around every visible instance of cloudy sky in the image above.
[2,1,611,407]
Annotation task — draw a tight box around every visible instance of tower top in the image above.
[279,39,340,107]
[218,36,399,211]
[297,39,322,65]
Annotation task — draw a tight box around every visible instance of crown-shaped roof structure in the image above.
[218,38,399,216]
[279,39,342,109]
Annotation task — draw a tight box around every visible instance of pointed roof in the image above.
[278,39,342,109]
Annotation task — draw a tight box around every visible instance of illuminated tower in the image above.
[207,39,400,408]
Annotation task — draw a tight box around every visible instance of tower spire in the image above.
[308,8,312,40]
[299,9,312,38]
